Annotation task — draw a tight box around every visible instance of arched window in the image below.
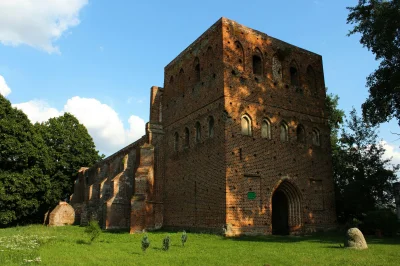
[253,55,262,75]
[208,116,214,138]
[296,124,305,143]
[280,121,289,142]
[241,115,252,136]
[174,132,179,151]
[206,46,214,71]
[312,128,320,146]
[306,65,317,95]
[179,68,185,94]
[234,41,245,72]
[195,122,201,143]
[184,127,190,148]
[194,57,200,83]
[290,60,299,86]
[261,118,271,139]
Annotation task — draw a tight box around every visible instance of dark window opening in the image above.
[208,116,214,138]
[290,67,299,86]
[297,125,305,143]
[253,55,262,75]
[194,57,200,83]
[184,128,190,148]
[195,64,200,82]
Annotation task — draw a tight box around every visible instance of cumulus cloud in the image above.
[13,100,62,123]
[13,96,146,155]
[0,75,11,96]
[381,140,400,167]
[0,0,88,53]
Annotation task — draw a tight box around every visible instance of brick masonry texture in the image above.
[70,17,336,235]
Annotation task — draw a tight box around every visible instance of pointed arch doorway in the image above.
[272,180,302,235]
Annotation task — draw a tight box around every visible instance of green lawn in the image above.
[0,225,399,266]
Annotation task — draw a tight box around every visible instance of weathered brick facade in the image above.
[70,18,336,235]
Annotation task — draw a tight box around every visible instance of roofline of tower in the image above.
[164,17,322,72]
[222,17,322,58]
[164,17,224,70]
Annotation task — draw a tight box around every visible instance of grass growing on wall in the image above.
[0,225,399,265]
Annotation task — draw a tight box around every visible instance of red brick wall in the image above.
[161,19,227,231]
[221,18,336,235]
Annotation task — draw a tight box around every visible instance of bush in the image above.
[162,235,170,251]
[85,220,101,242]
[141,234,150,252]
[360,209,399,236]
[181,230,187,246]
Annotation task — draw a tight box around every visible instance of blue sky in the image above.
[0,0,399,164]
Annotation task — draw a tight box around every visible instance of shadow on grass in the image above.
[323,245,344,249]
[223,232,400,247]
[365,237,400,245]
[76,239,90,245]
[103,229,129,235]
[222,232,344,244]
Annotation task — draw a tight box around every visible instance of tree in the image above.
[35,113,103,206]
[325,89,345,149]
[347,0,400,126]
[0,95,51,225]
[334,108,399,223]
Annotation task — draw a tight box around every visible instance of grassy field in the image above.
[0,225,399,265]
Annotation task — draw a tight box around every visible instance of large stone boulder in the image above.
[345,227,368,250]
[49,202,75,226]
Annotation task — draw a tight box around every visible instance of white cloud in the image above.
[381,140,400,166]
[13,96,146,155]
[127,115,146,143]
[13,100,62,123]
[0,0,88,54]
[0,75,11,96]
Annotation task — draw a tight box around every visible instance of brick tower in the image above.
[71,18,336,235]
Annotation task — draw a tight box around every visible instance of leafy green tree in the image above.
[0,95,51,226]
[334,108,399,223]
[35,113,103,206]
[325,89,345,150]
[347,0,400,126]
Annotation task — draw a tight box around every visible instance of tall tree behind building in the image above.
[35,113,103,207]
[347,0,400,126]
[0,95,52,226]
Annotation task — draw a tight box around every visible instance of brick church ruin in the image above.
[70,18,336,235]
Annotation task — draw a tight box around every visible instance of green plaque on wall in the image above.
[247,191,256,200]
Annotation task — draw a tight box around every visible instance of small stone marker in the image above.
[345,228,368,250]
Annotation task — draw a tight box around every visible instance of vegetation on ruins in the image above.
[84,220,102,243]
[347,0,400,126]
[0,95,102,227]
[181,230,187,246]
[141,234,150,252]
[162,235,170,251]
[1,225,400,265]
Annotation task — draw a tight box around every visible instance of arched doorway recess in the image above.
[272,180,302,235]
